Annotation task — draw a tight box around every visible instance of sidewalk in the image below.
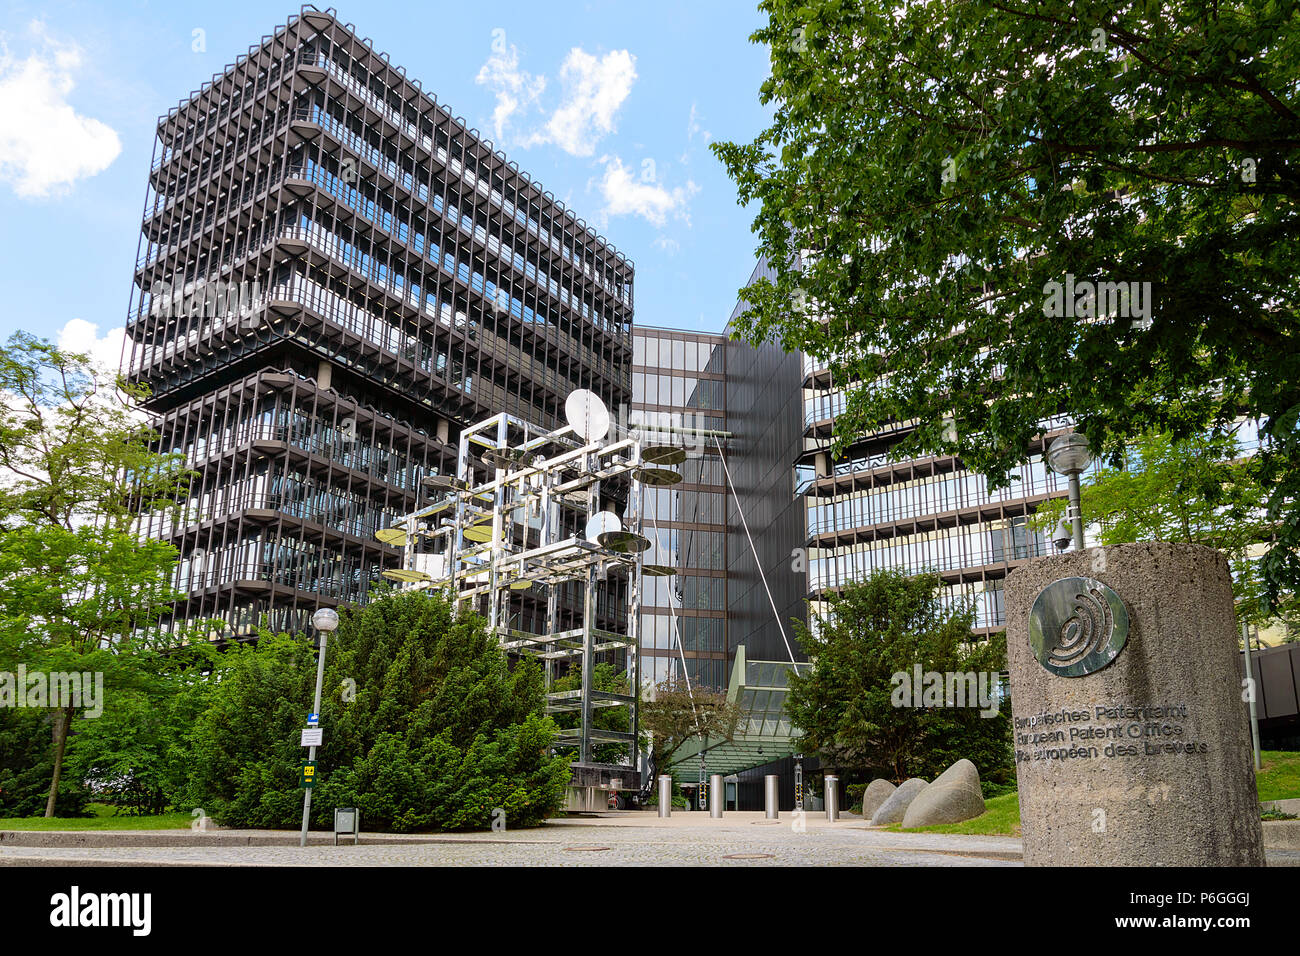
[2,812,1293,866]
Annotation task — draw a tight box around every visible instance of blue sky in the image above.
[0,0,772,365]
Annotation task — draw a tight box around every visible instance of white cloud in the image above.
[686,103,711,143]
[0,23,121,198]
[534,48,636,156]
[477,45,636,157]
[57,318,125,373]
[596,156,699,227]
[653,237,681,255]
[474,42,546,144]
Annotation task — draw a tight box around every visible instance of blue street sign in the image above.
[307,713,320,726]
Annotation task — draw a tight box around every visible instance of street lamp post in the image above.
[1046,433,1092,550]
[1242,621,1262,771]
[300,607,339,848]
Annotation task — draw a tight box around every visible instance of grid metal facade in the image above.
[799,369,1077,636]
[631,327,729,690]
[125,6,633,637]
[715,257,1084,645]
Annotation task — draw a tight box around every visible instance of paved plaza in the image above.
[6,812,1295,866]
[0,811,1028,866]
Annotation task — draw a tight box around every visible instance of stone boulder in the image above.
[901,759,986,828]
[869,777,928,826]
[860,779,897,819]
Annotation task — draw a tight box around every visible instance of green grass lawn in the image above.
[3,753,1298,834]
[1255,750,1300,802]
[892,750,1300,837]
[888,792,1022,836]
[0,803,194,831]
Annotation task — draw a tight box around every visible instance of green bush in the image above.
[644,789,689,809]
[185,590,570,831]
[980,779,1018,800]
[183,630,315,828]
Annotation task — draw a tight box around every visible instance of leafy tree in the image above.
[713,0,1300,608]
[550,661,636,765]
[66,645,220,815]
[0,332,187,531]
[0,334,194,816]
[785,570,1013,784]
[185,590,571,832]
[640,675,741,775]
[0,707,90,817]
[1032,427,1284,624]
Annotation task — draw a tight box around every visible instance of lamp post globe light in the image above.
[312,607,340,633]
[1046,432,1092,476]
[300,606,340,847]
[1046,433,1092,550]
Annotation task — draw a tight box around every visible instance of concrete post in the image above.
[764,775,779,820]
[1005,542,1265,866]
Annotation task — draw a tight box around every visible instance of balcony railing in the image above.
[297,48,631,305]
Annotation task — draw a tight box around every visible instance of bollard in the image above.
[709,774,723,818]
[825,775,839,821]
[764,774,779,819]
[657,774,672,818]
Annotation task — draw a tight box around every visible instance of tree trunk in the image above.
[44,704,74,818]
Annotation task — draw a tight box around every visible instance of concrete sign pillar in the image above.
[1005,542,1264,866]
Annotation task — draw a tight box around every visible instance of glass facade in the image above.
[632,326,729,690]
[800,380,1078,638]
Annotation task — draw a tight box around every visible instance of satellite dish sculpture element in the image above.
[374,388,672,807]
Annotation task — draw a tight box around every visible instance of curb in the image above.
[0,830,441,848]
[1263,820,1300,851]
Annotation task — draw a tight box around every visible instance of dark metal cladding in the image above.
[722,259,807,665]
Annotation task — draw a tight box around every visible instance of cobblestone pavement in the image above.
[0,812,1024,866]
[6,812,1291,866]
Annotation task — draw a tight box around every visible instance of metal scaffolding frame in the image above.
[378,391,674,792]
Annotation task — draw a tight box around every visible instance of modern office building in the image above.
[121,3,1085,806]
[125,6,633,638]
[630,269,807,694]
[657,261,1082,794]
[631,326,730,690]
[798,355,1077,634]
